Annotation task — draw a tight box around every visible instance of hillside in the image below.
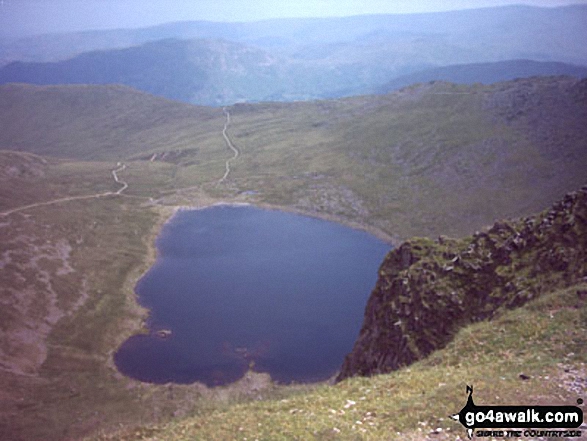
[337,186,587,381]
[0,83,224,160]
[224,77,587,240]
[1,5,587,104]
[1,77,586,241]
[377,59,587,94]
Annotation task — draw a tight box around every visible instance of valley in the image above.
[0,76,585,440]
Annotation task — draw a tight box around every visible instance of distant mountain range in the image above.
[1,42,586,106]
[376,59,587,93]
[0,5,586,105]
[2,5,587,65]
[0,39,289,105]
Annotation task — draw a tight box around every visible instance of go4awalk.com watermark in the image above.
[451,386,584,439]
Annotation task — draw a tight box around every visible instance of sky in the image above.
[1,0,587,39]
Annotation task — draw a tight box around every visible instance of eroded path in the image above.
[3,107,240,217]
[112,162,128,194]
[0,163,129,216]
[219,108,240,183]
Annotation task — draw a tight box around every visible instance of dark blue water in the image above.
[114,205,390,386]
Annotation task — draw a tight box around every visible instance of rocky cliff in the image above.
[337,186,587,381]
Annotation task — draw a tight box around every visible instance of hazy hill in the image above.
[0,39,294,106]
[0,36,458,105]
[0,38,369,105]
[4,43,587,107]
[1,5,586,104]
[377,59,587,93]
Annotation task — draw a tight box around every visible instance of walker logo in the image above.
[450,386,583,439]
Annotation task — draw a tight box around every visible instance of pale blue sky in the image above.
[1,0,587,38]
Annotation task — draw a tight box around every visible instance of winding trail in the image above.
[219,107,240,183]
[0,163,129,217]
[111,162,128,194]
[3,109,240,217]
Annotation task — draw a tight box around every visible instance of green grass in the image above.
[218,78,587,240]
[0,193,164,440]
[88,283,587,441]
[2,79,586,240]
[0,84,225,160]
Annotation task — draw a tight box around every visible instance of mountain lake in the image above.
[114,205,390,386]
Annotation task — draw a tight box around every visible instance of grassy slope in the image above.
[223,78,587,239]
[0,153,170,440]
[89,283,587,440]
[0,83,224,160]
[1,78,586,239]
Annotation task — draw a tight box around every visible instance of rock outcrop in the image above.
[336,186,587,381]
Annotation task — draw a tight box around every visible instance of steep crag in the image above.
[337,186,587,381]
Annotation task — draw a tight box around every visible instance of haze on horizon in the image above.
[1,0,587,39]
